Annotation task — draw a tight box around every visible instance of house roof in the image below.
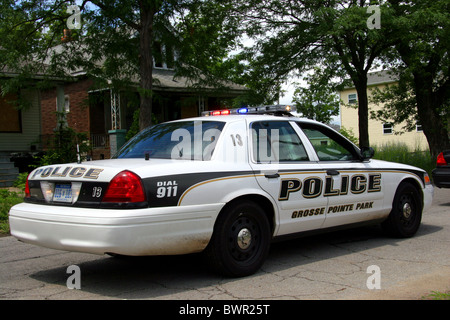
[2,41,247,95]
[366,70,398,86]
[151,68,247,94]
[341,70,398,90]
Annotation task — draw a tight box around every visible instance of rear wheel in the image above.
[206,200,271,277]
[382,182,422,238]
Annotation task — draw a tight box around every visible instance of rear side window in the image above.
[115,121,225,160]
[251,121,309,163]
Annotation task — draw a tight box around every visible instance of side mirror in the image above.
[360,147,375,160]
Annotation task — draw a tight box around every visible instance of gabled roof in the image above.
[341,70,398,90]
[366,70,398,86]
[151,68,247,94]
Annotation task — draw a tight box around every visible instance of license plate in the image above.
[53,184,72,203]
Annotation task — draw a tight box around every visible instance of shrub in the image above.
[0,190,23,234]
[373,142,434,177]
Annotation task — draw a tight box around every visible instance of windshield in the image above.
[115,120,225,160]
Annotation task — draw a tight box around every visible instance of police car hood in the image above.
[370,159,426,173]
[28,158,238,183]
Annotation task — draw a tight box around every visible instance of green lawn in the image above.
[0,189,23,235]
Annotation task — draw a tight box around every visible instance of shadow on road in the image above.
[28,222,443,299]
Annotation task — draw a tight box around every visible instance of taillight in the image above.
[24,173,31,198]
[102,171,146,203]
[436,152,447,166]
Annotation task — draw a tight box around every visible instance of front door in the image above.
[296,122,385,228]
[248,120,327,235]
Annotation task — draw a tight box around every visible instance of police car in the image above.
[9,105,434,277]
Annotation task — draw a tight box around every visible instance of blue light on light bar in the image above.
[237,107,248,114]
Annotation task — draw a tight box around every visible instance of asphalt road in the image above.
[1,188,449,301]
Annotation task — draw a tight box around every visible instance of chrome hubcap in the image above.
[402,202,412,219]
[237,228,252,250]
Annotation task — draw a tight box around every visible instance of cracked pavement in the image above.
[1,188,449,300]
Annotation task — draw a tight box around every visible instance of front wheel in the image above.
[206,200,271,277]
[382,182,422,238]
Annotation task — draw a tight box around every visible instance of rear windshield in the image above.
[115,121,225,160]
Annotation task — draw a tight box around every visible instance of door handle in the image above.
[326,170,340,176]
[264,173,280,179]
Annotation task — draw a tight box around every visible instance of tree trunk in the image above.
[353,73,370,149]
[413,72,450,160]
[138,6,155,131]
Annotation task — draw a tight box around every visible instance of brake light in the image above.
[24,173,31,198]
[102,171,146,203]
[436,152,447,166]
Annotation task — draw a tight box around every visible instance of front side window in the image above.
[251,121,308,163]
[297,123,359,161]
[115,121,225,160]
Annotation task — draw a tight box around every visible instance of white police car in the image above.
[9,106,434,277]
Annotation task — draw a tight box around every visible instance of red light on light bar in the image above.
[211,110,231,116]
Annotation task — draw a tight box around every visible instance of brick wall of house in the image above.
[41,78,93,135]
[40,87,58,136]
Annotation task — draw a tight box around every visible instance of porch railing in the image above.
[90,134,110,149]
[39,134,110,149]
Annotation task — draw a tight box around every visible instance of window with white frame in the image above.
[416,122,423,132]
[64,95,70,113]
[383,123,393,134]
[348,93,357,104]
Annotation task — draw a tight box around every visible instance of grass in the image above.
[0,189,23,235]
[373,142,434,177]
[422,291,450,300]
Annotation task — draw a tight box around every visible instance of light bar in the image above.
[201,105,293,117]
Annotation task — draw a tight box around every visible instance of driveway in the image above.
[0,188,449,300]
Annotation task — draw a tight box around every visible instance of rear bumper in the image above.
[432,167,450,188]
[9,202,223,256]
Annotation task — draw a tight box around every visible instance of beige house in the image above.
[339,71,428,151]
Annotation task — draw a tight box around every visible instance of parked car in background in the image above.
[432,150,450,188]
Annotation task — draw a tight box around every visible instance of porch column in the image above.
[109,89,126,156]
[198,96,205,116]
[108,129,127,156]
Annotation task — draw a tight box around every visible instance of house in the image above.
[339,70,428,151]
[39,67,247,160]
[1,49,247,177]
[0,65,45,186]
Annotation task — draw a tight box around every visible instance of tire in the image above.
[382,182,422,238]
[205,200,271,277]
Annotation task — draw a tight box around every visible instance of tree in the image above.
[292,67,340,124]
[0,0,243,130]
[372,0,450,158]
[229,0,395,148]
